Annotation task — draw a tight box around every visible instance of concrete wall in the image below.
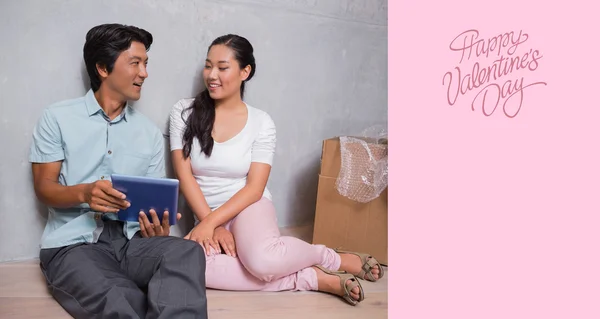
[0,0,387,262]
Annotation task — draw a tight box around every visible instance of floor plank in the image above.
[0,297,70,319]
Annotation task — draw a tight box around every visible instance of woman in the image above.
[169,34,383,306]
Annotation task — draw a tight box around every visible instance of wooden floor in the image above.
[0,226,388,318]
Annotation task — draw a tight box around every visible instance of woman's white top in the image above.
[169,98,276,210]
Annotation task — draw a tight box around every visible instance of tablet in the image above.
[110,174,179,225]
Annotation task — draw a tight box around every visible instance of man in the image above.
[30,23,208,319]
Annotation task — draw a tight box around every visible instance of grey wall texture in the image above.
[0,0,387,262]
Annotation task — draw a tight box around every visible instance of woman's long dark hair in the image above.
[182,34,256,158]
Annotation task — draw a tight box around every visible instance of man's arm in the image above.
[29,108,129,212]
[32,161,86,208]
[32,162,129,212]
[146,129,166,178]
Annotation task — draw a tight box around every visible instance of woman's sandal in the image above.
[314,265,365,306]
[334,249,385,282]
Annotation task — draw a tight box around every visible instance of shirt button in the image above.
[108,150,112,155]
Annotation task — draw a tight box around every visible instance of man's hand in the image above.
[212,226,236,257]
[82,180,130,213]
[138,209,182,238]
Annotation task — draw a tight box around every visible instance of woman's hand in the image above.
[212,226,236,257]
[184,221,219,255]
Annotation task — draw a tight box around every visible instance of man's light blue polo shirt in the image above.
[29,89,165,249]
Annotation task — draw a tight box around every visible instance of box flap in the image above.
[320,138,342,178]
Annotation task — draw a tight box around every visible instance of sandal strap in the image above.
[345,279,359,292]
[340,276,364,305]
[314,265,364,306]
[360,257,379,281]
[334,249,384,282]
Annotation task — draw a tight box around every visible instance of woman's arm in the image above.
[168,100,214,222]
[201,162,271,229]
[171,149,213,221]
[173,148,223,252]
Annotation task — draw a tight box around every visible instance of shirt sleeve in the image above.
[169,100,187,151]
[146,127,166,178]
[251,112,276,165]
[29,108,65,163]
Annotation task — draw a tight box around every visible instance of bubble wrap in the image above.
[335,126,388,203]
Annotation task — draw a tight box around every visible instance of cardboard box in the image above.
[312,137,388,265]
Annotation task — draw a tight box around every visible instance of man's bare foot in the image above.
[338,252,381,280]
[312,266,363,304]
